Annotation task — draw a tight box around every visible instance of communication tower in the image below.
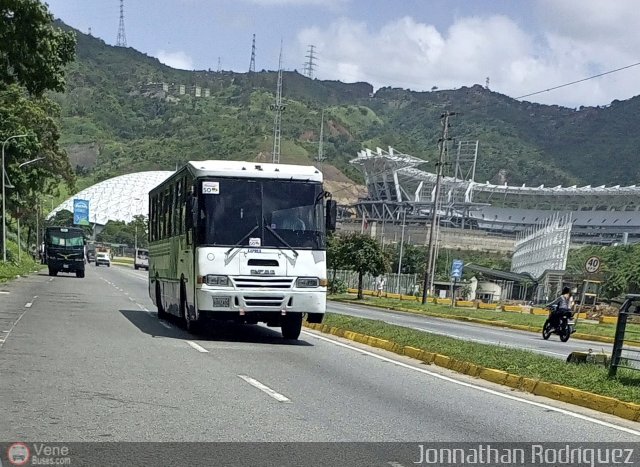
[270,42,285,164]
[249,34,256,72]
[116,0,127,47]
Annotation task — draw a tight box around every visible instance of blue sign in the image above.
[73,199,90,225]
[451,259,464,279]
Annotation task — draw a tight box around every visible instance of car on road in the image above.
[95,252,111,267]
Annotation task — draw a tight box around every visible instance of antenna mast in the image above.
[316,109,325,162]
[116,0,127,47]
[249,34,256,72]
[303,45,317,78]
[271,41,285,164]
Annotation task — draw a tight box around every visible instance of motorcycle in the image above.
[542,304,576,342]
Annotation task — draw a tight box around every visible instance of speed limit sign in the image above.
[585,256,601,274]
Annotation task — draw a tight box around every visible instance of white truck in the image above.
[134,248,149,270]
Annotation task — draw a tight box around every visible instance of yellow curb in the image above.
[302,321,640,423]
[433,354,452,369]
[478,368,509,385]
[403,346,424,360]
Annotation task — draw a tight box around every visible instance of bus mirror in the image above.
[326,200,337,232]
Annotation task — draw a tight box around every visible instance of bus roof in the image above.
[186,160,323,182]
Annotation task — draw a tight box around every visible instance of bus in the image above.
[148,160,337,339]
[44,226,86,278]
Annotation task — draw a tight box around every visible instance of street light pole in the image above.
[396,207,407,294]
[2,134,28,262]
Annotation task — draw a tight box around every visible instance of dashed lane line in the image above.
[237,375,292,403]
[186,340,208,353]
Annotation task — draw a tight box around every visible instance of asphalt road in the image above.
[0,265,638,450]
[327,301,614,359]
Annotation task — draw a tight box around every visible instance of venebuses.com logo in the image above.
[6,443,30,466]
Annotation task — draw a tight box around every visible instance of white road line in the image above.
[159,321,172,329]
[237,374,292,403]
[0,291,9,295]
[24,302,32,308]
[129,297,135,302]
[0,302,32,348]
[48,278,53,282]
[302,330,640,437]
[186,340,208,353]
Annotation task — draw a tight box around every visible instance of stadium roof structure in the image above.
[47,171,174,226]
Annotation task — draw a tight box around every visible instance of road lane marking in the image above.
[0,291,9,295]
[186,340,208,353]
[24,303,32,308]
[129,297,135,302]
[48,278,53,282]
[159,321,172,329]
[302,330,640,437]
[237,375,291,403]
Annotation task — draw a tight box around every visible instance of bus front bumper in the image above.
[196,287,326,315]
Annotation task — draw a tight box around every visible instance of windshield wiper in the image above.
[225,225,259,263]
[265,224,299,259]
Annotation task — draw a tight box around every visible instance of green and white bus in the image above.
[148,160,337,339]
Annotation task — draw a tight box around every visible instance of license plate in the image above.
[63,264,69,269]
[212,297,230,307]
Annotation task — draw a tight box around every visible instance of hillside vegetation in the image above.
[53,22,640,198]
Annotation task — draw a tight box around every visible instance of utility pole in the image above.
[421,111,455,304]
[396,206,407,294]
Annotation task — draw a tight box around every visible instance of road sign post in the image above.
[450,259,463,308]
[584,256,601,274]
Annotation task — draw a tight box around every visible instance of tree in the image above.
[1,0,76,95]
[340,233,388,299]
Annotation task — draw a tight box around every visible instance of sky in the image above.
[43,0,640,108]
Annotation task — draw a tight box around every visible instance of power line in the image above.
[514,61,640,101]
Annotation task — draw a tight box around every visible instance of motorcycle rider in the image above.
[549,286,573,330]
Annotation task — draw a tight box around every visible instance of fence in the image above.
[332,270,419,296]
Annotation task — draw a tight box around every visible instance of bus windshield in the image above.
[46,229,85,247]
[198,178,324,250]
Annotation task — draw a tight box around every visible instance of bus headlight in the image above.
[205,275,230,286]
[296,277,320,288]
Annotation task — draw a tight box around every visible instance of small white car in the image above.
[134,248,149,270]
[95,252,111,267]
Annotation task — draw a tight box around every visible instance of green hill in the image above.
[52,22,640,193]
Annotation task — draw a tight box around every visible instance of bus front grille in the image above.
[232,277,294,289]
[243,296,285,308]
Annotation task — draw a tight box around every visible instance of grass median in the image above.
[321,313,640,404]
[330,294,632,340]
[0,243,41,283]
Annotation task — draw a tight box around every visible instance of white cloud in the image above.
[156,50,194,70]
[297,6,640,107]
[245,0,347,7]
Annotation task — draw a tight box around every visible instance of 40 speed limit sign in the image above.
[584,256,601,274]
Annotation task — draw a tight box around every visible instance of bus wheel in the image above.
[181,282,200,333]
[76,270,85,278]
[156,281,167,320]
[48,267,57,277]
[281,313,302,340]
